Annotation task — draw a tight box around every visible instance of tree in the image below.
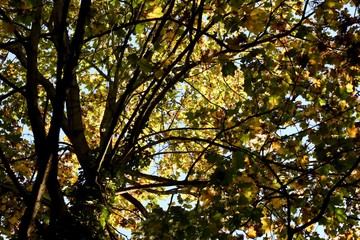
[0,0,360,239]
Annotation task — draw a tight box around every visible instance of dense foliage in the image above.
[1,0,360,239]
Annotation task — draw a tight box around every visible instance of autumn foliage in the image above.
[1,0,360,239]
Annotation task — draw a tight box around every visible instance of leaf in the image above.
[268,96,279,108]
[0,135,6,141]
[206,151,223,163]
[135,23,145,34]
[247,226,257,238]
[346,125,358,138]
[272,140,281,150]
[270,198,285,209]
[139,58,154,73]
[24,0,36,6]
[100,208,109,227]
[0,21,15,34]
[8,216,18,225]
[212,212,222,220]
[325,0,341,8]
[305,223,315,232]
[335,208,347,223]
[299,155,309,167]
[127,53,139,66]
[221,61,237,77]
[261,217,272,233]
[147,6,163,18]
[345,83,353,93]
[232,151,246,169]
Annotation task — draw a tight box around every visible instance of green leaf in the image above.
[135,23,145,34]
[232,151,246,169]
[100,208,109,227]
[139,58,154,73]
[206,151,223,163]
[127,53,139,66]
[221,61,237,77]
[334,208,347,223]
[240,133,250,143]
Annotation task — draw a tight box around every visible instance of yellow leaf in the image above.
[346,230,354,240]
[268,96,279,108]
[289,181,302,189]
[154,68,164,79]
[302,207,312,223]
[272,141,281,150]
[339,100,347,110]
[299,155,309,167]
[309,58,317,65]
[277,146,286,155]
[247,226,257,238]
[325,0,341,8]
[8,216,18,225]
[346,125,358,138]
[147,6,163,18]
[243,8,267,34]
[306,223,315,232]
[270,198,285,208]
[0,21,15,34]
[346,83,353,93]
[202,198,212,206]
[261,217,272,233]
[16,127,23,134]
[313,78,321,88]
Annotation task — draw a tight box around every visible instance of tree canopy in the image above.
[0,0,360,239]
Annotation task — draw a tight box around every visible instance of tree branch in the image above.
[120,193,149,218]
[116,180,208,195]
[0,147,28,202]
[0,73,25,95]
[290,156,360,236]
